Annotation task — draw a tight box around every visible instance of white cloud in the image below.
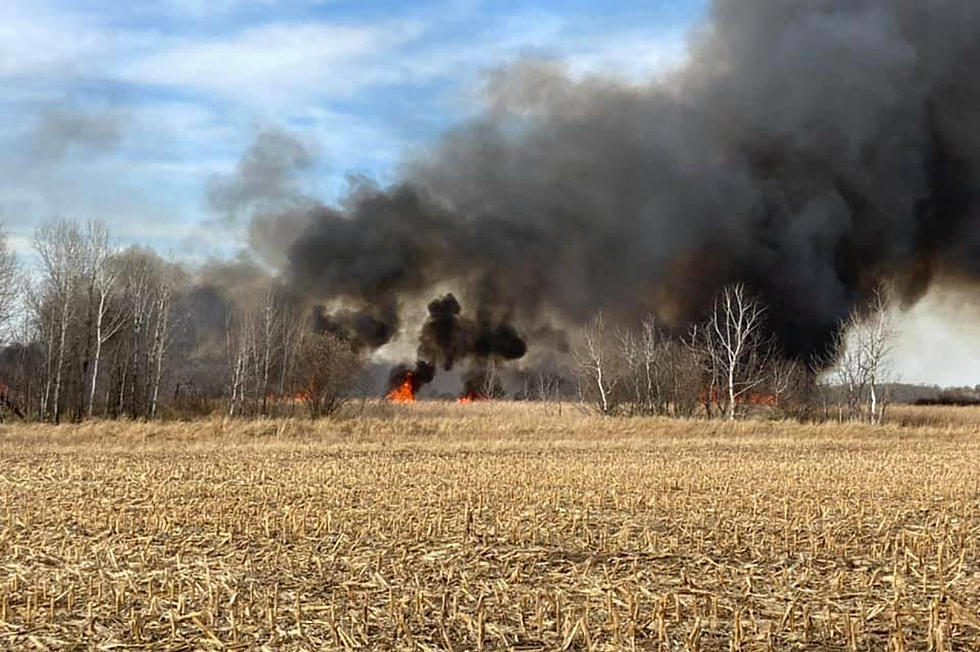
[562,29,690,81]
[160,0,276,18]
[121,21,423,103]
[0,7,104,77]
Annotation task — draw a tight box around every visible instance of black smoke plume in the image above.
[312,304,397,351]
[385,360,435,397]
[393,293,527,395]
[418,293,527,370]
[252,0,980,366]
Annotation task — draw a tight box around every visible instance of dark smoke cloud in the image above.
[208,129,324,270]
[313,303,397,351]
[418,293,527,370]
[254,0,980,364]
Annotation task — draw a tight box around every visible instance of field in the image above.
[1,404,979,650]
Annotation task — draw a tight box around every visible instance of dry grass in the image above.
[887,403,980,428]
[1,404,979,650]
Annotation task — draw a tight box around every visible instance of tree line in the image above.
[0,218,896,423]
[0,218,362,422]
[571,284,896,423]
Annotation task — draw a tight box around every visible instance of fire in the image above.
[744,392,778,407]
[457,392,487,404]
[699,387,778,407]
[386,373,416,403]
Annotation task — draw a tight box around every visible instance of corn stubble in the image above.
[1,403,979,650]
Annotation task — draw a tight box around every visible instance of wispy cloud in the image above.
[0,5,105,77]
[120,21,424,103]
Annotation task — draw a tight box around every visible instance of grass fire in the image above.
[385,374,417,403]
[3,0,980,649]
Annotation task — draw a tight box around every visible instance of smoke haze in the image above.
[244,0,980,368]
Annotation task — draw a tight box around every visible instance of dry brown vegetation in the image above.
[1,403,980,650]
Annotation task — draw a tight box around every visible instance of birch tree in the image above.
[84,221,123,416]
[148,271,174,419]
[831,285,895,424]
[258,284,281,415]
[701,284,771,421]
[574,312,620,415]
[33,219,83,423]
[0,225,19,341]
[226,307,255,417]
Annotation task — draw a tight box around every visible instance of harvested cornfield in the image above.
[1,405,980,650]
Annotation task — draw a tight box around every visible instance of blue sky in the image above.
[0,0,706,259]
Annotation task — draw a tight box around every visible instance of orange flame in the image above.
[386,374,416,403]
[457,392,487,404]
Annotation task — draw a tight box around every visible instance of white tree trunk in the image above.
[52,299,70,423]
[595,363,608,414]
[87,292,106,417]
[727,368,736,421]
[149,288,170,420]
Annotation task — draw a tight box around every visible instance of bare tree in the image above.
[292,332,362,419]
[614,315,703,417]
[257,284,283,415]
[107,248,178,420]
[0,225,19,341]
[861,287,895,424]
[119,253,153,418]
[276,305,305,415]
[148,270,174,419]
[226,306,256,417]
[768,357,813,419]
[481,358,499,400]
[33,219,83,423]
[830,285,895,424]
[573,313,621,415]
[699,284,771,421]
[83,221,124,416]
[658,337,703,418]
[829,321,865,421]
